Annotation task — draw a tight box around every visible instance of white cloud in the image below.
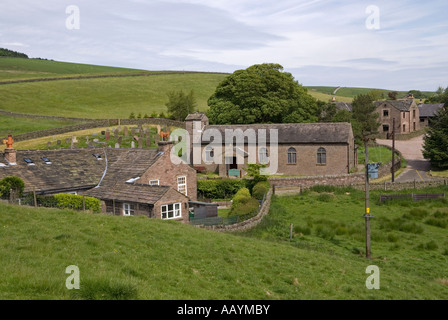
[0,0,446,90]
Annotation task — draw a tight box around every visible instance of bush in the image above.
[230,187,259,217]
[53,194,101,213]
[0,176,25,199]
[252,181,270,200]
[197,179,247,199]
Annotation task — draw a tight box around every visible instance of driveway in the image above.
[375,135,435,182]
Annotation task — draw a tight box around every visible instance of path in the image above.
[376,135,436,182]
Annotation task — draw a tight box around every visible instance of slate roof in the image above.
[374,100,415,112]
[85,183,172,204]
[418,104,444,118]
[185,112,208,121]
[0,148,162,194]
[334,102,352,112]
[202,122,353,144]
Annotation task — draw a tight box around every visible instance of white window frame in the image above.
[177,176,187,196]
[123,203,135,216]
[149,179,159,186]
[161,202,182,220]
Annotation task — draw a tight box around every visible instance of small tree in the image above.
[423,106,448,169]
[0,176,25,200]
[165,89,196,121]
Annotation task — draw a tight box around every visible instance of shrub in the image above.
[0,176,25,199]
[53,194,101,213]
[230,187,259,217]
[293,224,311,235]
[316,193,334,202]
[197,179,247,200]
[252,181,270,200]
[416,240,439,251]
[424,217,447,229]
[405,208,430,220]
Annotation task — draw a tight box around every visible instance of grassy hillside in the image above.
[1,184,447,299]
[0,58,148,81]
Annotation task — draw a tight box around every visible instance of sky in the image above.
[1,0,447,91]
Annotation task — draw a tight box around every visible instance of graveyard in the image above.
[43,124,167,150]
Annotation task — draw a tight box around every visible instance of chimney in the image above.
[157,140,173,154]
[3,134,16,165]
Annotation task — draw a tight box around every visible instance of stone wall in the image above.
[200,188,273,232]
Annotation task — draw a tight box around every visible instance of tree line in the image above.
[0,48,29,58]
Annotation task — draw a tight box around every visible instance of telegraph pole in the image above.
[392,118,395,183]
[364,138,371,259]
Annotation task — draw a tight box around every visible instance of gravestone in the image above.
[124,126,129,136]
[145,137,151,147]
[47,141,52,148]
[131,128,135,136]
[115,143,120,149]
[117,136,122,144]
[105,130,110,141]
[65,138,71,144]
[92,132,98,136]
[114,128,118,138]
[138,138,143,149]
[57,140,61,145]
[131,141,135,149]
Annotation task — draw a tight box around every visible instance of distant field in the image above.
[0,58,148,81]
[0,73,228,119]
[0,115,83,138]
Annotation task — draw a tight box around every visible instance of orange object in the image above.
[160,131,170,141]
[2,134,13,149]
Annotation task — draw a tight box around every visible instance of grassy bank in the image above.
[1,184,448,299]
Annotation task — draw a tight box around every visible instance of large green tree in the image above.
[423,105,448,169]
[351,93,380,143]
[207,63,319,124]
[165,89,196,121]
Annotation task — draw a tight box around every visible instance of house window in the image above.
[177,176,187,195]
[402,112,406,119]
[413,110,416,118]
[383,110,389,117]
[403,124,406,132]
[287,147,296,164]
[259,147,269,164]
[161,203,182,219]
[123,203,135,216]
[149,179,159,186]
[382,124,389,132]
[317,147,326,165]
[205,146,214,162]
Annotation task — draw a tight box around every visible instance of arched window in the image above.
[317,147,326,164]
[259,147,269,164]
[287,147,296,164]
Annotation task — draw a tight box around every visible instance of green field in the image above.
[0,58,148,81]
[1,184,447,299]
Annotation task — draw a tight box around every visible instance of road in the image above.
[375,135,436,182]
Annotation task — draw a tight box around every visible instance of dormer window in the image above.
[41,157,52,165]
[93,153,103,160]
[24,158,35,166]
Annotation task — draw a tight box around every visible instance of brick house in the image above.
[375,100,420,136]
[185,113,356,177]
[0,139,196,222]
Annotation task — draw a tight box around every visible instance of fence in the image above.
[379,193,445,202]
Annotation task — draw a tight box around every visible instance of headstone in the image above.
[154,134,160,143]
[131,141,135,149]
[47,141,52,148]
[93,138,99,143]
[92,132,98,136]
[131,128,135,136]
[65,138,71,144]
[114,128,118,138]
[72,136,78,143]
[105,130,110,141]
[145,137,151,147]
[86,136,89,143]
[57,140,61,145]
[138,138,143,149]
[117,136,122,144]
[115,143,120,149]
[124,126,129,136]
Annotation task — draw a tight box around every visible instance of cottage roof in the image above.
[84,183,172,204]
[334,102,352,112]
[418,104,444,118]
[374,100,415,112]
[185,112,208,121]
[202,122,353,144]
[0,148,161,194]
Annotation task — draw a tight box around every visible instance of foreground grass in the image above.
[1,184,448,299]
[240,185,448,299]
